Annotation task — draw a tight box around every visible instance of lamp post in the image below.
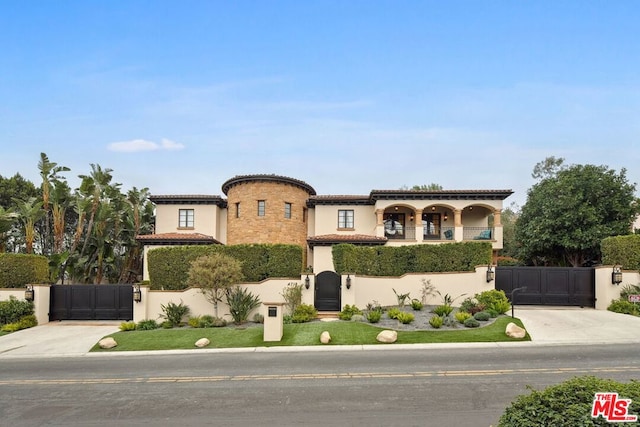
[510,286,527,318]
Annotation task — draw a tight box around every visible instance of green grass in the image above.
[90,316,529,352]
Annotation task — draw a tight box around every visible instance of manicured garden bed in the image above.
[90,316,529,352]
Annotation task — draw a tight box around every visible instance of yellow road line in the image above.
[1,366,639,386]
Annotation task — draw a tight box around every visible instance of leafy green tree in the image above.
[0,173,38,210]
[401,183,443,191]
[187,253,244,317]
[0,206,18,252]
[516,158,639,266]
[498,202,520,259]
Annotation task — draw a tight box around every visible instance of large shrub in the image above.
[0,254,49,288]
[332,242,492,276]
[498,376,640,426]
[475,289,510,315]
[0,296,35,325]
[602,235,640,270]
[148,244,303,290]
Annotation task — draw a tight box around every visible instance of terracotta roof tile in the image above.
[307,234,387,247]
[136,232,221,245]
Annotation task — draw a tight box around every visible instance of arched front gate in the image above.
[314,271,341,311]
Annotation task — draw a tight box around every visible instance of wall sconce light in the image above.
[305,274,310,290]
[431,206,436,211]
[443,213,448,221]
[486,265,495,283]
[346,274,352,290]
[612,266,623,285]
[24,285,34,302]
[133,283,142,303]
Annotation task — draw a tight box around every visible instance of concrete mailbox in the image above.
[263,302,285,342]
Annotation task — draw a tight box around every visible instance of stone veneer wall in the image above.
[225,180,311,248]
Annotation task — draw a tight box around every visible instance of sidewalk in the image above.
[2,308,640,359]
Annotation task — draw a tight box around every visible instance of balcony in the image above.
[463,227,494,241]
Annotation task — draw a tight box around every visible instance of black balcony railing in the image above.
[463,227,494,241]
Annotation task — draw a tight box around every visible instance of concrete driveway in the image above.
[2,308,640,359]
[0,321,120,359]
[514,306,640,345]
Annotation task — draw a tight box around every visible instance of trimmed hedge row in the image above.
[147,244,303,290]
[602,234,640,270]
[0,254,49,288]
[332,242,493,275]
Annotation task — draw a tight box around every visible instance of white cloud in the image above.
[108,138,185,152]
[160,138,185,150]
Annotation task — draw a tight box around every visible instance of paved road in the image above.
[1,344,639,426]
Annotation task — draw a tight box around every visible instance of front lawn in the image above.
[90,316,529,352]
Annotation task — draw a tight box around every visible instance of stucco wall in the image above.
[595,267,640,310]
[0,285,50,326]
[312,205,378,236]
[154,203,221,238]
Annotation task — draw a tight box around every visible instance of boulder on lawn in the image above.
[505,322,526,339]
[195,338,210,348]
[99,337,117,349]
[320,331,331,344]
[376,330,398,344]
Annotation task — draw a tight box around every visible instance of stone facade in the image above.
[223,175,315,248]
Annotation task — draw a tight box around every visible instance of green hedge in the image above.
[0,254,49,288]
[602,235,640,270]
[332,242,492,275]
[148,244,303,290]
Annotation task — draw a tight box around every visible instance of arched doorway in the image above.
[314,271,341,311]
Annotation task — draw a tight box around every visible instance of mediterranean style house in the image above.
[136,174,513,280]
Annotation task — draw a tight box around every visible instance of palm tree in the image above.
[13,197,44,254]
[77,164,119,257]
[38,153,69,255]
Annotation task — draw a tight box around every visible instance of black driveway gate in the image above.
[50,284,134,321]
[496,267,595,307]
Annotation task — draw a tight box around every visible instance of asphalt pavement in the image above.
[1,307,640,359]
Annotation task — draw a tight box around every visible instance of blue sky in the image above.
[1,1,638,207]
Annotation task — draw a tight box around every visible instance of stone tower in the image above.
[222,174,316,248]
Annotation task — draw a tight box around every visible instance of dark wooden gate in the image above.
[50,284,134,321]
[314,271,341,311]
[496,267,595,307]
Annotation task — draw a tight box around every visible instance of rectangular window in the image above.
[284,202,292,219]
[179,209,194,228]
[258,200,266,217]
[235,202,240,218]
[338,209,354,229]
[303,207,307,223]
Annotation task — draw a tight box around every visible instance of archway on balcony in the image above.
[382,204,416,240]
[461,204,495,241]
[422,204,455,240]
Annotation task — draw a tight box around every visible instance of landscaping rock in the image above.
[505,322,526,339]
[376,330,398,343]
[195,338,210,348]
[320,331,331,344]
[99,337,117,349]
